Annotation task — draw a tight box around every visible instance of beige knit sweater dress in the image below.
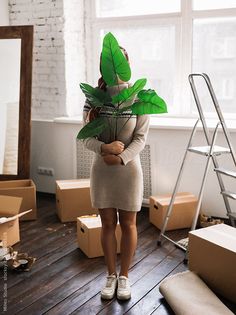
[82,83,150,212]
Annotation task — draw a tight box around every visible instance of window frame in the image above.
[85,0,236,119]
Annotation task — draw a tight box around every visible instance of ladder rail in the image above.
[157,119,200,244]
[191,122,221,231]
[189,73,236,167]
[188,74,211,145]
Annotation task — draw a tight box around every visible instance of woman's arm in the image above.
[81,102,105,154]
[81,101,125,155]
[117,114,150,165]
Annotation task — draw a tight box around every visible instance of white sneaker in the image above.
[117,276,131,300]
[101,274,117,300]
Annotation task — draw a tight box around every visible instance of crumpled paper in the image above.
[199,213,224,228]
[0,242,36,272]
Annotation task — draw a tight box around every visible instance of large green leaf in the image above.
[112,78,147,104]
[77,117,108,139]
[131,89,168,115]
[80,83,111,108]
[101,32,131,86]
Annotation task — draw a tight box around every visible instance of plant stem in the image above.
[116,113,133,139]
[106,115,112,143]
[115,82,122,140]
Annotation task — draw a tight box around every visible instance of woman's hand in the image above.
[101,141,124,155]
[103,154,123,165]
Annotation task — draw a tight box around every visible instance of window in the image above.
[96,0,180,17]
[192,17,236,115]
[85,0,236,118]
[193,0,236,11]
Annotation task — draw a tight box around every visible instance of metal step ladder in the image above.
[157,73,236,250]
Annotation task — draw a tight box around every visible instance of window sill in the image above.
[51,116,236,132]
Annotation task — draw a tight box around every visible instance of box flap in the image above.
[56,179,90,190]
[0,179,34,189]
[0,209,32,224]
[78,215,101,228]
[151,192,197,206]
[189,224,236,252]
[78,215,120,228]
[0,195,22,216]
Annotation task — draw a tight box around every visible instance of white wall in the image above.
[8,0,86,119]
[31,120,236,218]
[0,0,9,25]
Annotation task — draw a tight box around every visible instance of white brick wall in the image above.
[8,0,86,119]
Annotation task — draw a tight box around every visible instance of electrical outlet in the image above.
[37,166,54,176]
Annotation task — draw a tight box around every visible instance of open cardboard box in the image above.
[0,195,32,246]
[0,179,36,221]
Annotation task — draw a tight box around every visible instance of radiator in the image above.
[76,141,152,203]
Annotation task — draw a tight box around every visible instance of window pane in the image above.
[97,0,180,17]
[98,26,176,114]
[192,18,236,114]
[193,0,236,11]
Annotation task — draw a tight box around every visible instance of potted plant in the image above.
[77,32,167,140]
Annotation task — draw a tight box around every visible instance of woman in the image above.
[82,48,150,300]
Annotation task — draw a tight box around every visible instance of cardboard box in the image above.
[77,215,122,258]
[149,192,198,231]
[0,180,37,221]
[189,223,236,303]
[0,195,32,246]
[56,179,98,222]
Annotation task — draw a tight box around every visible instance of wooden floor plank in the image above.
[95,249,184,315]
[69,244,178,315]
[14,225,161,315]
[150,302,175,315]
[2,224,77,290]
[125,262,187,315]
[3,194,233,315]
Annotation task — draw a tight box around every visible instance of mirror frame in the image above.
[0,25,33,180]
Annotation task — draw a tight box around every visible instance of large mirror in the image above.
[0,26,33,180]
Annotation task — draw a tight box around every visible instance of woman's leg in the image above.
[99,208,118,275]
[118,209,137,277]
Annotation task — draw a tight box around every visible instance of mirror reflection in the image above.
[0,38,21,175]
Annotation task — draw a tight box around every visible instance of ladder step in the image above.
[221,190,236,200]
[188,145,230,156]
[214,168,236,178]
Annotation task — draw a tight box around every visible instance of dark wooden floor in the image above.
[0,193,234,315]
